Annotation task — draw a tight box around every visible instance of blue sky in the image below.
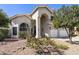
[0,4,74,16]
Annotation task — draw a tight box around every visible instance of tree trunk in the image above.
[69,29,73,43]
[64,28,73,43]
[57,29,60,38]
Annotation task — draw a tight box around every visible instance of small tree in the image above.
[0,9,9,27]
[52,11,61,37]
[52,5,79,43]
[0,9,9,41]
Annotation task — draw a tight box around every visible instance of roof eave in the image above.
[30,6,54,16]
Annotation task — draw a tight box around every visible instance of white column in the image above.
[17,25,19,38]
[35,16,41,38]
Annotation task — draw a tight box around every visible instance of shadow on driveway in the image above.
[66,41,79,45]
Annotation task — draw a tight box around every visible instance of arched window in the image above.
[19,23,28,31]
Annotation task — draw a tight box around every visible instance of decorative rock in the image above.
[0,51,3,55]
[53,52,59,55]
[43,48,49,53]
[47,45,54,52]
[0,51,12,55]
[42,47,51,55]
[22,47,26,50]
[45,33,49,37]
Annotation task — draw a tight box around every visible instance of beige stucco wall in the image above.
[11,16,31,38]
[32,10,38,20]
[38,8,52,37]
[12,16,31,27]
[38,8,52,19]
[32,7,52,38]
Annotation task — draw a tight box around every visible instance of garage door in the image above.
[50,29,58,37]
[50,28,68,37]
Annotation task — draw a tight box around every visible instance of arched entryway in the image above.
[31,20,36,37]
[40,14,50,37]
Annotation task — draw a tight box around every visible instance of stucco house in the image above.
[9,6,68,38]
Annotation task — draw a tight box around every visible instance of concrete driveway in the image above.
[52,36,79,55]
[52,36,79,41]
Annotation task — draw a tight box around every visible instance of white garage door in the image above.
[59,28,68,37]
[50,28,68,37]
[50,29,58,37]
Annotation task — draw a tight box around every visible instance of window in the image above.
[51,16,53,21]
[20,23,28,31]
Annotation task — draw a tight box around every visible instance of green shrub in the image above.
[27,37,55,49]
[54,44,69,50]
[19,31,27,39]
[0,29,8,41]
[26,36,69,50]
[27,37,42,49]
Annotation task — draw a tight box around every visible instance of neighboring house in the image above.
[74,27,79,36]
[9,6,68,38]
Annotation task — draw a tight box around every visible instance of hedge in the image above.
[0,29,9,41]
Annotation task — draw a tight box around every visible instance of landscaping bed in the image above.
[26,37,69,55]
[0,36,79,55]
[0,39,36,55]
